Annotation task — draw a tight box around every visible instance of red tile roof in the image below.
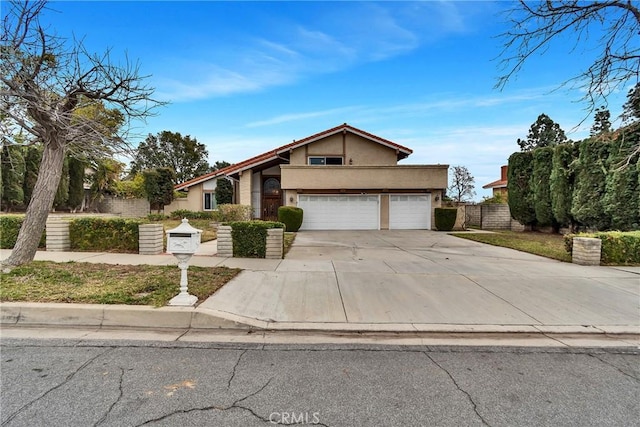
[175,123,413,190]
[482,179,508,189]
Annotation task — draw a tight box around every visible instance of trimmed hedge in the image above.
[228,220,284,258]
[0,215,46,249]
[434,208,457,231]
[277,206,303,232]
[69,217,144,253]
[168,210,215,220]
[564,231,640,265]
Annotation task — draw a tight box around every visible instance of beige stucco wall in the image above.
[164,186,203,214]
[281,165,448,190]
[239,169,253,205]
[346,134,397,165]
[288,133,398,166]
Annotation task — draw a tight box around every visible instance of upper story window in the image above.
[308,156,343,165]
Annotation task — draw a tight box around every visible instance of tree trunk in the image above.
[3,142,65,267]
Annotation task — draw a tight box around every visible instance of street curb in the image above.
[2,302,639,336]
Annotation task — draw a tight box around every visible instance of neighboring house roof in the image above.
[483,165,509,189]
[175,123,413,191]
[482,179,507,189]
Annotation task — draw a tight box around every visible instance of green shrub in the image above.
[532,147,555,226]
[550,143,576,227]
[571,138,611,230]
[0,215,46,249]
[168,209,216,220]
[218,204,252,222]
[564,231,640,265]
[277,206,303,232]
[69,217,144,252]
[434,208,457,231]
[147,213,169,221]
[228,220,284,258]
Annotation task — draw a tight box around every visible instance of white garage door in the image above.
[298,195,379,230]
[389,194,431,229]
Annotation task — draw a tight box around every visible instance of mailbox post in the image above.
[166,218,202,306]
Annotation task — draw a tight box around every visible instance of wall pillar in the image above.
[572,237,602,266]
[265,228,284,259]
[138,224,164,255]
[46,219,70,252]
[216,225,233,257]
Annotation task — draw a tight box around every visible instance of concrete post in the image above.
[572,237,602,266]
[216,225,233,257]
[265,228,284,259]
[138,224,164,255]
[46,219,70,252]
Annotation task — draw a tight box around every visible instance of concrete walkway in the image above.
[1,231,639,346]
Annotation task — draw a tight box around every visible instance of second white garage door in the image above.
[298,195,379,230]
[389,194,431,229]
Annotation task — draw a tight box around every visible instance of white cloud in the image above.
[154,2,479,102]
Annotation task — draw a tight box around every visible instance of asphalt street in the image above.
[1,338,638,426]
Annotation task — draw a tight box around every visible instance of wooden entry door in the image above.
[262,177,282,221]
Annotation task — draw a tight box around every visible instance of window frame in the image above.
[203,191,216,211]
[308,156,344,166]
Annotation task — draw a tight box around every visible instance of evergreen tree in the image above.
[68,157,86,211]
[550,143,576,227]
[213,161,233,205]
[507,152,536,225]
[143,168,175,213]
[517,114,567,151]
[603,123,640,230]
[22,146,41,206]
[1,146,25,211]
[590,107,612,136]
[572,139,611,230]
[53,157,69,209]
[531,147,555,226]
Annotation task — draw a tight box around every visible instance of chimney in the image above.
[500,165,508,181]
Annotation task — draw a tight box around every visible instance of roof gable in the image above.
[175,123,413,190]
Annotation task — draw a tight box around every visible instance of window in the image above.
[308,156,343,165]
[203,192,216,210]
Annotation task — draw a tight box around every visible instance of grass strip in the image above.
[451,231,571,262]
[0,261,240,307]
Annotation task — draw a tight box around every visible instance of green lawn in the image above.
[451,230,572,262]
[0,262,240,307]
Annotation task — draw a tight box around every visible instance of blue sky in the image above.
[40,1,630,200]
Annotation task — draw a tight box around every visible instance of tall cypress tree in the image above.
[23,146,41,206]
[68,157,86,211]
[53,156,69,210]
[532,147,555,226]
[1,146,25,211]
[550,143,577,227]
[572,139,611,230]
[603,123,640,230]
[507,151,536,225]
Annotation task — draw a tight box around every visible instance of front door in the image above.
[262,177,282,221]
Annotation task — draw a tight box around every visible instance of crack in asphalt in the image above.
[135,377,274,426]
[589,353,640,382]
[227,349,248,389]
[94,366,125,426]
[423,352,491,427]
[1,347,115,426]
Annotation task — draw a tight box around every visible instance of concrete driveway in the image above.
[201,230,640,332]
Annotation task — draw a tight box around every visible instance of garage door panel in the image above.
[389,194,431,229]
[298,195,379,230]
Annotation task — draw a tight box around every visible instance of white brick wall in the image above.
[46,219,70,252]
[216,226,233,257]
[139,224,163,255]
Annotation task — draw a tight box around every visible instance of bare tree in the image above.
[496,1,640,115]
[1,0,163,268]
[448,165,476,204]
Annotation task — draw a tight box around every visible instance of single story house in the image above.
[482,165,509,199]
[167,123,448,230]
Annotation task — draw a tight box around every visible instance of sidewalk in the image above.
[1,234,639,347]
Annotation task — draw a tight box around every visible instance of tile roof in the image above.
[482,179,508,189]
[175,123,413,190]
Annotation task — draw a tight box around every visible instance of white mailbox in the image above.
[166,219,202,254]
